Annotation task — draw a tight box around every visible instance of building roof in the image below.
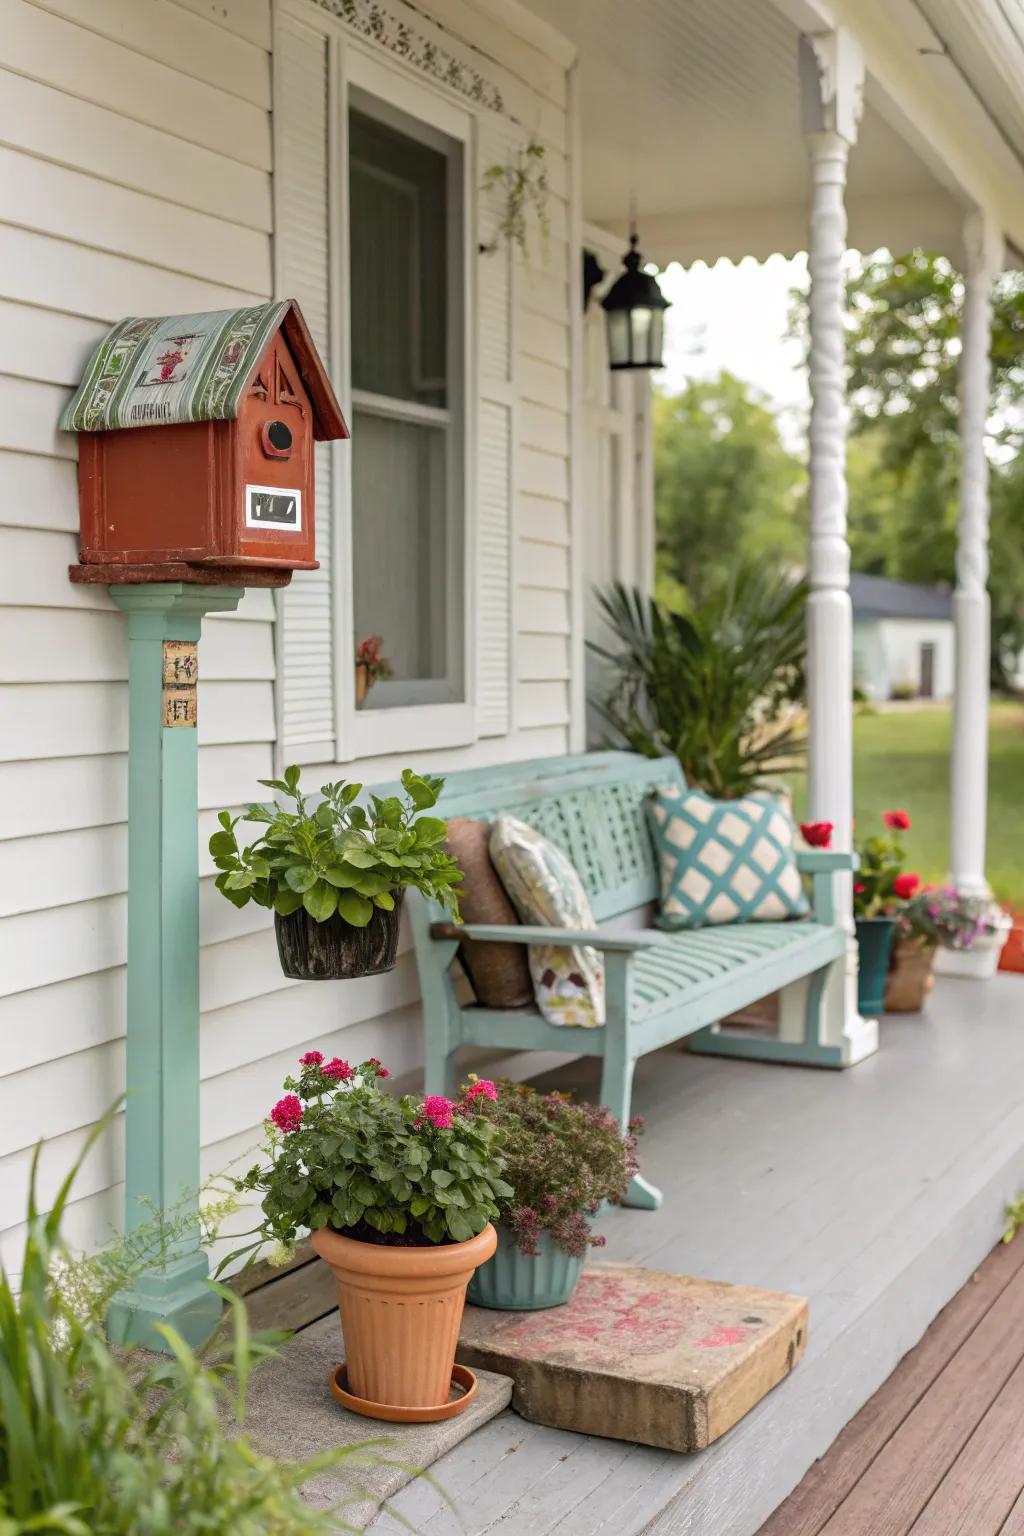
[60,300,347,440]
[850,573,953,622]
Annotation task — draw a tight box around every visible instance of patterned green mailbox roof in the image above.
[59,300,348,439]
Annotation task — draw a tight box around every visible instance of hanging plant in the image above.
[480,137,550,262]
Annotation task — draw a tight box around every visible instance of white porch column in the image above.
[799,31,877,1063]
[950,211,1002,898]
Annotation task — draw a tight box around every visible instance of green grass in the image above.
[791,702,1024,908]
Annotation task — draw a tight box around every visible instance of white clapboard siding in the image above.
[518,632,570,680]
[174,0,272,50]
[275,16,335,757]
[0,0,271,169]
[0,149,270,293]
[0,70,271,231]
[520,492,570,546]
[0,452,77,534]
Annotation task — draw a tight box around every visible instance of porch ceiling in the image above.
[527,0,964,265]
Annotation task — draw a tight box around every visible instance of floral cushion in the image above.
[646,785,809,929]
[488,814,605,1028]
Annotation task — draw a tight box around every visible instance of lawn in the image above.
[791,702,1024,908]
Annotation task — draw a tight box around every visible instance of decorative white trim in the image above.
[306,0,506,114]
[950,208,1003,900]
[799,29,865,145]
[567,55,586,752]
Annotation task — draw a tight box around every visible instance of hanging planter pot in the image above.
[275,892,403,982]
[855,916,897,1017]
[468,1224,582,1311]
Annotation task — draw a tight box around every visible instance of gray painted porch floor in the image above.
[370,974,1024,1536]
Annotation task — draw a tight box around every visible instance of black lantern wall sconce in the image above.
[601,228,670,370]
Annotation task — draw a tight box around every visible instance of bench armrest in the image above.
[429,921,660,953]
[795,850,859,925]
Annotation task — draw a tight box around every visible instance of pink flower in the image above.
[322,1057,352,1081]
[367,1057,390,1078]
[464,1079,498,1103]
[299,1050,324,1067]
[269,1095,303,1133]
[883,809,911,831]
[421,1094,455,1130]
[893,872,920,899]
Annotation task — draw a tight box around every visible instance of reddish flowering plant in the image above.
[235,1054,509,1257]
[355,634,392,684]
[852,810,915,918]
[467,1078,641,1259]
[799,821,834,850]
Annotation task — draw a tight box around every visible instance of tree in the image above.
[833,250,1024,688]
[653,372,806,608]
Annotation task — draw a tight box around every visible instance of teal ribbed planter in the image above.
[467,1225,582,1311]
[856,916,896,1018]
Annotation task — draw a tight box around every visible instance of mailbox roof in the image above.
[60,300,348,439]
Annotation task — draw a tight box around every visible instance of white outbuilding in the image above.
[851,574,955,701]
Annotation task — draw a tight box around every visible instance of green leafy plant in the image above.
[210,765,462,927]
[589,563,807,798]
[853,809,918,918]
[468,1079,640,1259]
[480,137,549,260]
[0,1124,393,1534]
[1004,1193,1024,1244]
[235,1056,510,1255]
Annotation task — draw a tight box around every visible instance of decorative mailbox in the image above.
[60,300,348,577]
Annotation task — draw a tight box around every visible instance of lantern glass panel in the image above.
[606,308,631,369]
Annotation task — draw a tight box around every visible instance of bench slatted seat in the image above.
[408,750,855,1208]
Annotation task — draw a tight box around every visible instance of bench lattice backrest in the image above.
[432,750,683,922]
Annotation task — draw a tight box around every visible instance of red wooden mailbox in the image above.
[61,300,347,581]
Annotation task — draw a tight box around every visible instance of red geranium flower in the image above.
[366,1057,390,1078]
[799,821,834,850]
[298,1050,324,1067]
[322,1057,352,1081]
[269,1094,303,1133]
[465,1078,498,1102]
[420,1094,455,1130]
[883,809,911,831]
[854,882,866,895]
[893,872,920,899]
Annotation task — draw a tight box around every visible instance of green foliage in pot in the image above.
[853,808,918,918]
[0,1121,391,1535]
[589,563,807,798]
[210,765,462,928]
[234,1056,511,1256]
[467,1078,641,1259]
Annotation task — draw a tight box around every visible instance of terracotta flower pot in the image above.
[884,937,936,1013]
[311,1222,497,1415]
[355,661,369,707]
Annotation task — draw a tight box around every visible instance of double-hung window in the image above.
[345,75,469,749]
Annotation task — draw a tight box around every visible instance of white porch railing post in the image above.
[798,30,877,1063]
[950,211,1002,899]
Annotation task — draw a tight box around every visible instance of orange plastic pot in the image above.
[311,1222,497,1413]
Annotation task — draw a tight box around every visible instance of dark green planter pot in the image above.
[467,1225,582,1311]
[856,916,897,1018]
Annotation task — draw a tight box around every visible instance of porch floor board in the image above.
[243,974,1024,1534]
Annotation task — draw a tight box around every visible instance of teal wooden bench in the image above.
[408,751,855,1208]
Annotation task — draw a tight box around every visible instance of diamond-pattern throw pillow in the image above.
[646,785,809,929]
[489,814,605,1028]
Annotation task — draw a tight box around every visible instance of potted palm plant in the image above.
[464,1080,641,1311]
[235,1056,508,1421]
[210,766,462,980]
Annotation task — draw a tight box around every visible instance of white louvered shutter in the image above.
[475,119,517,737]
[274,18,335,761]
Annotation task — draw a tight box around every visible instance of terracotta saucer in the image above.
[328,1362,479,1423]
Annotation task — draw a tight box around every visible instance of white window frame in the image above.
[332,45,477,761]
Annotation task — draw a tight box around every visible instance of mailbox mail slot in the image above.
[60,300,348,573]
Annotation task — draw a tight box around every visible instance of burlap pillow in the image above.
[444,817,533,1009]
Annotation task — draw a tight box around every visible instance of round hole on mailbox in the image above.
[262,420,293,457]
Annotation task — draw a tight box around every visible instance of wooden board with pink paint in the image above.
[456,1264,808,1452]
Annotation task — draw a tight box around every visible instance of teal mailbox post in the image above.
[106,584,243,1348]
[61,302,348,1349]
